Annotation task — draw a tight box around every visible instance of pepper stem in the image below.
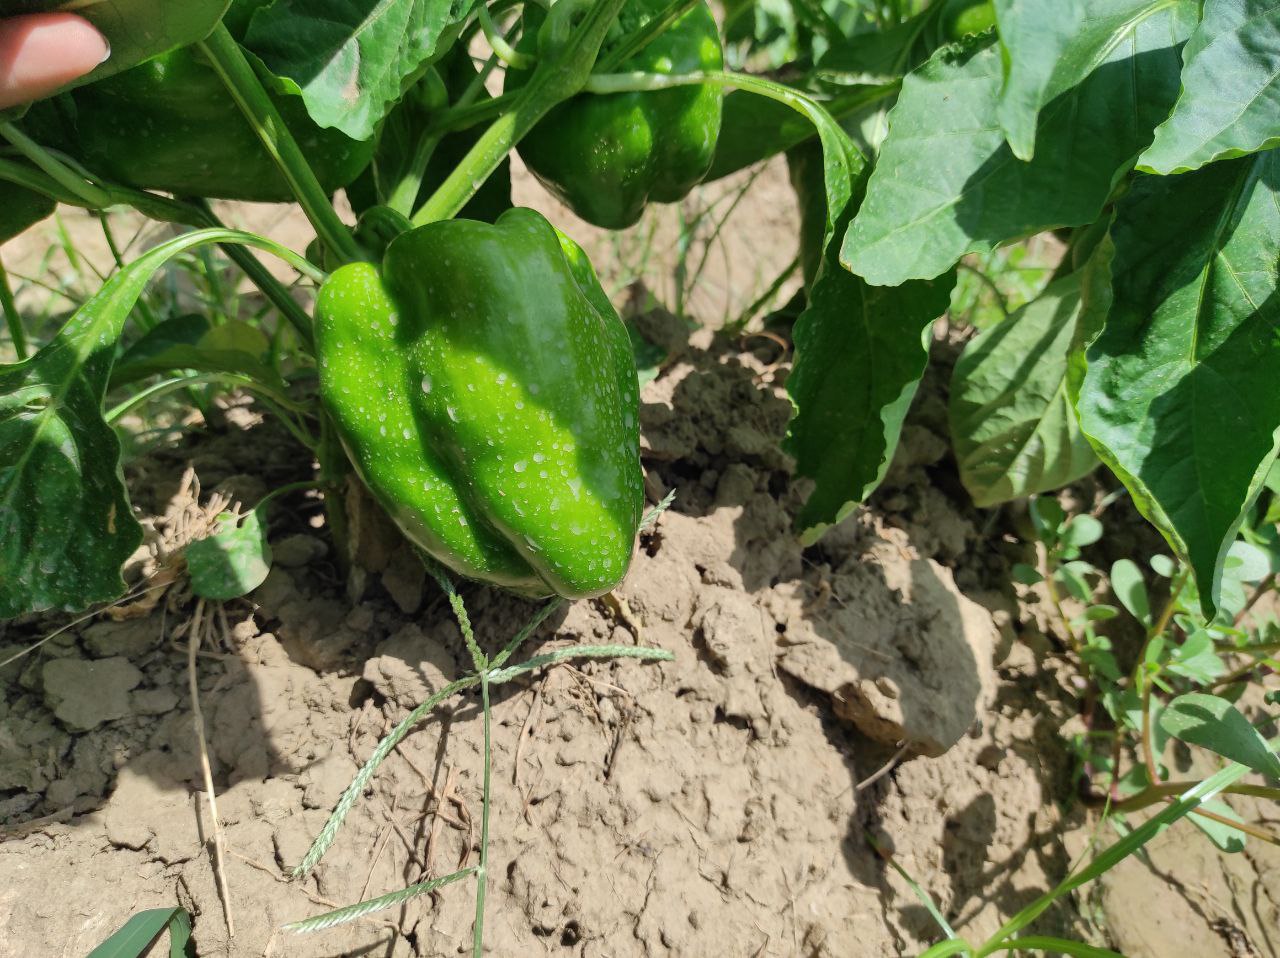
[411,0,630,226]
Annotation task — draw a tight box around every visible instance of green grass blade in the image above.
[285,867,475,933]
[487,644,674,684]
[488,598,565,672]
[988,937,1124,957]
[291,675,478,877]
[977,761,1253,953]
[918,941,975,958]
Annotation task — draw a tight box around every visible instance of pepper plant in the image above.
[2,0,1280,952]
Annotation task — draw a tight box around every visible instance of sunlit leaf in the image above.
[1140,0,1280,174]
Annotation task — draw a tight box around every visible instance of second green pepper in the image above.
[315,207,643,598]
[506,0,725,229]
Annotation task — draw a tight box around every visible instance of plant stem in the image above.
[1189,805,1280,846]
[1105,781,1280,813]
[0,122,111,207]
[0,157,84,204]
[198,24,360,264]
[426,92,516,138]
[1132,569,1188,785]
[0,257,27,360]
[387,47,503,215]
[473,674,493,958]
[479,2,536,69]
[1210,649,1279,691]
[956,261,1009,319]
[1235,575,1277,625]
[1039,548,1081,654]
[412,0,630,225]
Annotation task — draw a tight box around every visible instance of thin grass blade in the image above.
[285,867,475,933]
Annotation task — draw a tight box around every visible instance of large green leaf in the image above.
[0,227,308,618]
[1139,0,1280,175]
[0,0,230,98]
[783,140,955,541]
[242,0,473,142]
[790,262,955,539]
[992,0,1197,161]
[1077,152,1280,617]
[950,274,1098,507]
[843,12,1191,287]
[749,82,953,540]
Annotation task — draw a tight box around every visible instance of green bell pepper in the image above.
[506,0,724,229]
[21,1,372,202]
[315,207,643,598]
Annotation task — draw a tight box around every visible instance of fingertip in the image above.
[0,14,110,109]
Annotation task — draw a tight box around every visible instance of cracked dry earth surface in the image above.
[1,322,1277,958]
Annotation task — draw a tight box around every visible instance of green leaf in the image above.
[186,508,272,600]
[1167,631,1227,683]
[814,4,939,85]
[1189,799,1248,853]
[0,1,230,99]
[0,181,55,243]
[992,0,1198,161]
[1079,604,1118,622]
[0,227,314,617]
[705,82,898,182]
[1160,692,1280,777]
[1030,495,1066,544]
[86,907,191,958]
[1060,514,1103,550]
[1057,560,1095,602]
[1012,562,1044,585]
[1150,554,1177,577]
[1140,0,1280,175]
[628,324,665,390]
[1225,540,1272,583]
[488,643,674,684]
[110,315,276,389]
[1111,558,1151,625]
[242,0,473,142]
[843,12,1191,286]
[988,936,1126,957]
[789,268,955,540]
[950,275,1099,506]
[763,82,954,540]
[1077,152,1280,618]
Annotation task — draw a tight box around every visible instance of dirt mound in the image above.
[1,324,1274,957]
